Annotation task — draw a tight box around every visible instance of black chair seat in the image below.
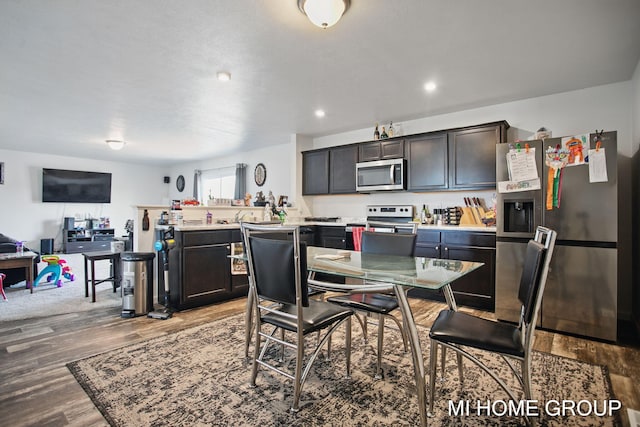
[429,310,524,358]
[327,293,398,315]
[263,300,353,335]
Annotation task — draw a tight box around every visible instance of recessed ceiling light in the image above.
[424,81,437,92]
[315,109,326,118]
[216,71,231,81]
[106,140,125,150]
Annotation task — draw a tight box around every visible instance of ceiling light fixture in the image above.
[106,139,125,150]
[424,81,437,93]
[298,0,350,29]
[315,109,325,118]
[216,71,231,81]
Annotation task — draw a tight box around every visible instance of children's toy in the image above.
[33,255,75,288]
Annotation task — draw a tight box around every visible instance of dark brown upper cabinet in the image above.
[448,122,508,189]
[302,149,330,195]
[405,133,448,191]
[359,139,404,162]
[406,121,508,192]
[329,144,358,194]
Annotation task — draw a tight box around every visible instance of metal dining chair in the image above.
[428,226,556,426]
[327,221,418,379]
[242,223,354,412]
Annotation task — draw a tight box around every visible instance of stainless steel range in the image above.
[365,204,414,223]
[345,205,414,249]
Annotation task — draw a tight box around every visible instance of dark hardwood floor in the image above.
[1,297,638,426]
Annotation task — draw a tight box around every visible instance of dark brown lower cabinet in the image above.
[412,230,495,311]
[158,229,249,311]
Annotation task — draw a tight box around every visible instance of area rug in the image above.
[67,314,621,426]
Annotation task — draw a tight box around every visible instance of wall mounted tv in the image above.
[42,168,112,203]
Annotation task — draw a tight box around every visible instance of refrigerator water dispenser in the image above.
[503,201,534,233]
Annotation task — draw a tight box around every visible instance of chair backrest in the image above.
[517,226,556,329]
[361,231,417,257]
[242,224,309,307]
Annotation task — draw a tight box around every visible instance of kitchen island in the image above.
[153,219,496,312]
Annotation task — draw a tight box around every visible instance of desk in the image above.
[83,251,121,303]
[237,246,483,427]
[0,251,37,293]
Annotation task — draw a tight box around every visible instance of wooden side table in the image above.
[83,251,121,303]
[0,251,37,293]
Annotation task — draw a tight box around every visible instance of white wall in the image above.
[167,139,313,216]
[0,149,168,251]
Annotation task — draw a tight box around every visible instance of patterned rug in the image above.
[68,313,620,426]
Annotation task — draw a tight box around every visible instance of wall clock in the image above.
[176,175,185,192]
[254,163,266,187]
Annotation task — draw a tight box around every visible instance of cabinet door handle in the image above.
[444,247,448,251]
[435,245,439,250]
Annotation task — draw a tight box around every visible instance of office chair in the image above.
[428,226,556,426]
[327,221,418,379]
[242,223,354,412]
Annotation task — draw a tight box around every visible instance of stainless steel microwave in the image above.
[356,158,406,192]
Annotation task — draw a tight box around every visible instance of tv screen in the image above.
[42,168,112,203]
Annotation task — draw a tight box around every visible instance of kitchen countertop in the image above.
[156,221,496,233]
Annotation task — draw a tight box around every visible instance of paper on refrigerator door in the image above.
[497,178,541,193]
[506,148,538,182]
[588,148,608,183]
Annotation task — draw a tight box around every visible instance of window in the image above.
[201,167,235,202]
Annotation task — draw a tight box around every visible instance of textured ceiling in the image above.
[1,0,639,165]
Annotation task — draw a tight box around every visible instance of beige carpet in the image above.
[0,253,121,321]
[68,313,621,426]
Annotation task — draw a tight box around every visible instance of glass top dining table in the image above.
[234,245,483,426]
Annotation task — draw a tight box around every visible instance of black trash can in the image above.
[120,252,155,318]
[40,238,54,255]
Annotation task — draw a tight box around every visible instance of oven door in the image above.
[356,159,405,192]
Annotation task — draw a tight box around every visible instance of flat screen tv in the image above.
[42,168,112,203]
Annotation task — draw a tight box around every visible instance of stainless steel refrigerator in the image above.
[495,131,618,341]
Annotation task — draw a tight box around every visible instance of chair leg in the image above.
[291,330,305,413]
[385,313,408,352]
[250,314,261,387]
[375,314,385,379]
[279,328,285,362]
[244,291,254,358]
[345,317,352,379]
[440,344,446,381]
[429,338,438,415]
[522,358,536,426]
[457,353,464,386]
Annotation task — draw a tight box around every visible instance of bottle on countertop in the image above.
[420,204,427,224]
[374,123,380,140]
[380,126,388,139]
[206,211,212,225]
[388,121,394,137]
[142,209,150,231]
